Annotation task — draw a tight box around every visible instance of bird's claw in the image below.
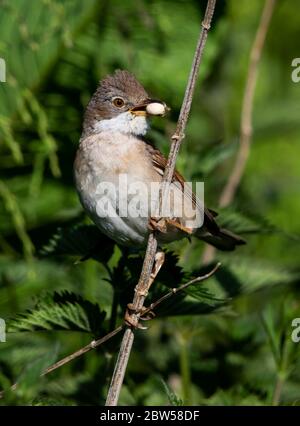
[148,217,168,233]
[124,303,148,329]
[149,217,192,235]
[124,303,156,328]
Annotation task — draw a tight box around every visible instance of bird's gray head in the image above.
[82,70,166,137]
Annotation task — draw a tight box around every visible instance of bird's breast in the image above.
[74,132,159,246]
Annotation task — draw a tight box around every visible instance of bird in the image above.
[74,69,245,252]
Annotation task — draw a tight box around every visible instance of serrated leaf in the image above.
[153,285,225,317]
[218,256,299,294]
[161,379,183,406]
[40,224,115,263]
[190,257,299,303]
[216,207,280,235]
[153,255,299,317]
[157,298,225,317]
[7,291,106,334]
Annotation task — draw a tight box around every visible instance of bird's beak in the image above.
[130,99,169,117]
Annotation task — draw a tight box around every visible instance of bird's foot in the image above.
[124,304,147,329]
[149,217,192,236]
[148,217,168,233]
[124,304,156,329]
[165,218,193,235]
[124,251,165,329]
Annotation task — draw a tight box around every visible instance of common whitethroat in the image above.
[74,70,245,251]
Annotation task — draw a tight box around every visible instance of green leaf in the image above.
[217,256,299,294]
[214,207,279,235]
[153,255,299,317]
[17,345,59,391]
[196,141,237,177]
[0,0,98,119]
[151,278,226,318]
[31,396,75,406]
[8,291,106,334]
[40,224,115,263]
[161,379,183,406]
[157,298,225,317]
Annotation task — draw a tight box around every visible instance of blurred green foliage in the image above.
[0,0,300,406]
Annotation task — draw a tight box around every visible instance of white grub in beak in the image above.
[146,102,166,116]
[130,100,168,117]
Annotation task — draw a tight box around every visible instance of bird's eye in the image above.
[113,97,125,108]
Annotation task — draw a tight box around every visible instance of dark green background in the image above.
[0,0,299,406]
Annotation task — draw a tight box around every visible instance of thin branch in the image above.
[44,262,220,378]
[144,262,221,315]
[41,325,123,376]
[0,0,216,405]
[219,0,276,207]
[202,0,276,264]
[0,326,124,399]
[43,263,220,377]
[105,0,217,406]
[0,262,220,400]
[161,0,216,186]
[105,235,158,406]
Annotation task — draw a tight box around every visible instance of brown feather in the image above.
[144,143,220,234]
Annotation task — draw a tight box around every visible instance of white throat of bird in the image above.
[94,111,149,136]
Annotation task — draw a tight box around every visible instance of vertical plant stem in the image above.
[272,328,289,406]
[105,234,158,405]
[272,374,284,406]
[105,0,217,406]
[202,0,276,264]
[179,338,192,404]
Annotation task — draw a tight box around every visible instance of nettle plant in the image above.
[2,214,298,405]
[1,0,300,407]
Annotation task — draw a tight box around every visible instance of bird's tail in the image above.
[197,228,246,251]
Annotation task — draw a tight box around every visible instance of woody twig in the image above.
[105,0,217,407]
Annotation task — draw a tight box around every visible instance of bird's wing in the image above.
[145,143,220,234]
